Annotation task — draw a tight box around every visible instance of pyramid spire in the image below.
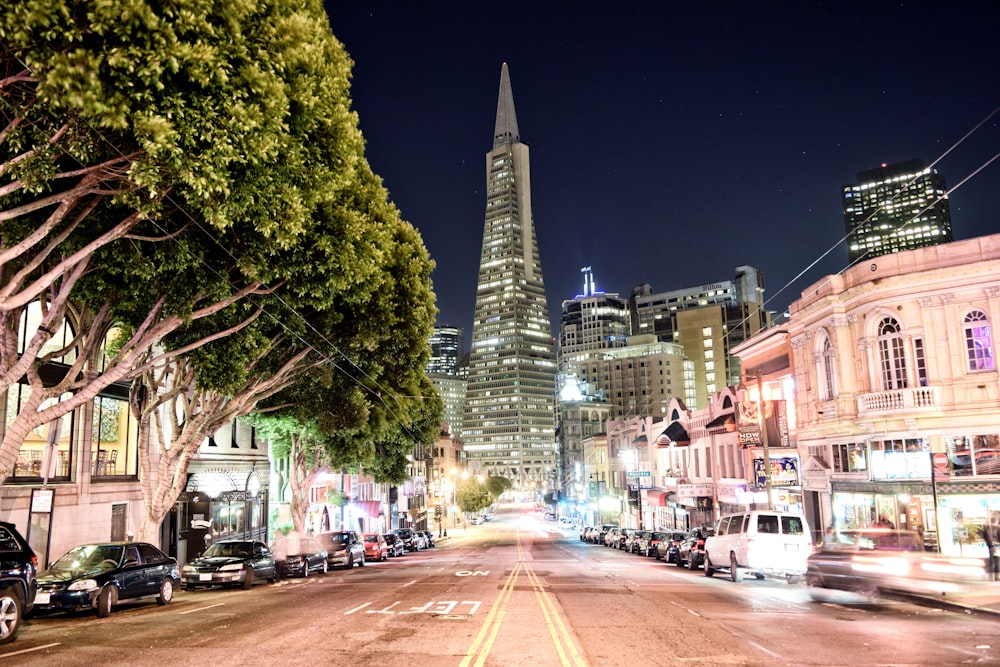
[493,62,520,148]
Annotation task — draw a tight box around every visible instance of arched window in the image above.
[876,317,907,390]
[964,310,995,372]
[815,330,837,400]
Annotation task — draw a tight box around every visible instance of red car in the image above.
[363,533,388,562]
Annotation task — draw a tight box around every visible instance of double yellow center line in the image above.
[460,533,585,667]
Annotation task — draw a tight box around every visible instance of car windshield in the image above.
[52,544,124,571]
[203,542,252,558]
[321,533,347,547]
[364,535,379,543]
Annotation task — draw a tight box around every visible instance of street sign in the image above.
[626,470,651,478]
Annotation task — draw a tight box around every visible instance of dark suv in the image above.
[0,520,38,645]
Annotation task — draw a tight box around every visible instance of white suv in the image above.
[704,511,812,583]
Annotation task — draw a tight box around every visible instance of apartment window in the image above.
[964,310,995,372]
[816,331,836,400]
[876,317,907,390]
[832,443,867,473]
[913,338,928,387]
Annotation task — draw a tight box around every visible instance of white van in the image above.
[703,511,812,583]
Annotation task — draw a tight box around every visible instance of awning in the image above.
[347,500,384,517]
[705,413,736,431]
[660,421,690,446]
[644,490,672,507]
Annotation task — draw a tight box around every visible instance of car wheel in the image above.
[345,555,353,570]
[359,553,366,567]
[156,579,174,605]
[688,554,697,570]
[786,574,800,584]
[96,586,114,618]
[676,554,685,568]
[704,556,715,577]
[730,553,743,583]
[242,567,255,590]
[322,560,328,574]
[302,559,310,577]
[0,588,22,645]
[381,551,387,562]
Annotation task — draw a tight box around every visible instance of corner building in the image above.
[462,63,557,489]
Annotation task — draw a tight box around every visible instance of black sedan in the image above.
[383,533,405,557]
[33,542,179,618]
[0,520,37,645]
[655,531,688,563]
[280,537,328,577]
[181,540,277,590]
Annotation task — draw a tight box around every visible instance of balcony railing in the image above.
[856,386,940,416]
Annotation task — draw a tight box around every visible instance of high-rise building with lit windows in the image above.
[461,63,557,489]
[843,159,953,263]
[427,326,464,375]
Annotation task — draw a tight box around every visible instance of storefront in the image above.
[831,479,1000,557]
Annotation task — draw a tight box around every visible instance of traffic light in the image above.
[628,487,639,506]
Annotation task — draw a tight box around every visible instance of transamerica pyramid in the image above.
[461,63,557,491]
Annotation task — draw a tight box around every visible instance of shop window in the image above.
[964,310,995,372]
[869,438,930,479]
[9,388,74,481]
[91,393,139,477]
[947,434,1000,477]
[832,442,867,473]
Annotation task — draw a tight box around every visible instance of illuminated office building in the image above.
[461,63,557,489]
[843,159,953,263]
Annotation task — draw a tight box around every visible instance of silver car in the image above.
[317,531,365,569]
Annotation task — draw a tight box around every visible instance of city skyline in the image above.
[324,2,1000,340]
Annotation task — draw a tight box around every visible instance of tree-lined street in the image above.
[5,506,998,666]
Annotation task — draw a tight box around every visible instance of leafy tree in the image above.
[0,0,439,544]
[456,476,491,516]
[485,475,513,499]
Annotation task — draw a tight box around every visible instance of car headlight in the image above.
[220,563,244,571]
[182,565,197,574]
[68,579,99,592]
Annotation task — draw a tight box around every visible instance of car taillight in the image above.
[31,554,39,569]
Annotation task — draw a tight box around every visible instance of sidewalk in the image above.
[893,582,1000,619]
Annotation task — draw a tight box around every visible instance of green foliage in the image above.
[456,477,492,515]
[485,476,513,499]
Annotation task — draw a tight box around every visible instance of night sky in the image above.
[323,2,999,345]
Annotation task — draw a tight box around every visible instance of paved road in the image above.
[4,506,999,666]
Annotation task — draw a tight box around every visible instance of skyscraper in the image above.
[462,63,557,489]
[843,159,953,263]
[427,326,464,375]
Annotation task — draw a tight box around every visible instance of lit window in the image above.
[964,310,995,372]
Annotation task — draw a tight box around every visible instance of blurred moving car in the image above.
[281,536,328,577]
[181,540,277,590]
[318,530,366,568]
[383,533,405,557]
[363,534,388,562]
[676,527,713,570]
[805,528,987,599]
[0,521,37,645]
[36,542,179,617]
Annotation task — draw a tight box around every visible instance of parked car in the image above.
[580,526,593,542]
[280,536,328,577]
[604,527,622,547]
[704,511,813,583]
[318,531,366,568]
[394,528,419,552]
[640,531,667,558]
[595,524,616,545]
[805,528,986,600]
[616,528,634,550]
[655,530,689,563]
[363,534,388,562]
[676,527,713,570]
[412,532,428,550]
[35,541,179,617]
[181,540,277,590]
[383,533,405,557]
[626,530,648,554]
[0,520,37,645]
[418,530,435,548]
